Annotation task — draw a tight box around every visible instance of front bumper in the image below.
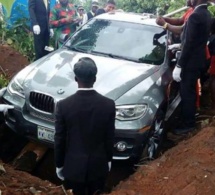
[113,130,149,160]
[5,107,54,147]
[4,104,150,160]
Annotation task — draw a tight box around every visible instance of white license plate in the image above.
[38,126,54,142]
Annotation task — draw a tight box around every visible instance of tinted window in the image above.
[66,19,167,65]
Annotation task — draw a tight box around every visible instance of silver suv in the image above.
[2,12,180,161]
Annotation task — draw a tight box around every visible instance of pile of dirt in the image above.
[0,44,215,195]
[111,123,215,195]
[0,163,66,195]
[0,45,29,79]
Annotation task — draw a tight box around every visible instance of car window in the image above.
[66,19,167,65]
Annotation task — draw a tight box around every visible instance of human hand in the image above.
[65,16,73,23]
[168,43,181,51]
[156,16,166,26]
[172,66,182,82]
[108,161,111,172]
[74,17,82,23]
[56,167,64,180]
[33,25,41,35]
[0,87,6,97]
[50,29,54,37]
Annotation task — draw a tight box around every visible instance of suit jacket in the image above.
[178,4,211,71]
[55,90,115,182]
[28,0,50,31]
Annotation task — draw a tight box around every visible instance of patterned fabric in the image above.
[50,3,78,45]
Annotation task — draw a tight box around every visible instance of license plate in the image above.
[38,126,54,142]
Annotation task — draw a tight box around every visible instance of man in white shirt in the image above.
[82,1,99,25]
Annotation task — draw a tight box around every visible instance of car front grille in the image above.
[29,92,54,113]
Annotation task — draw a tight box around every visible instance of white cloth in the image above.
[172,66,182,82]
[82,13,88,25]
[78,88,94,91]
[33,25,41,35]
[56,167,64,180]
[43,0,48,9]
[82,11,95,25]
[0,105,14,113]
[50,29,54,37]
[168,43,181,51]
[108,161,111,172]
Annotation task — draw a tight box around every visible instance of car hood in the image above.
[24,49,159,101]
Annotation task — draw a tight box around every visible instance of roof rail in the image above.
[142,13,156,19]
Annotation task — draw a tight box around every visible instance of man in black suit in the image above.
[172,0,211,134]
[28,0,53,60]
[54,57,115,195]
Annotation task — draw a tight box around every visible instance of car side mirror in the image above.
[58,34,69,45]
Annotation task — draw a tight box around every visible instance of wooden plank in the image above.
[13,141,48,172]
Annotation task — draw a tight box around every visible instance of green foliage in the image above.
[165,0,186,16]
[114,0,185,16]
[82,0,94,12]
[0,4,35,62]
[0,74,9,88]
[208,3,215,17]
[68,0,81,5]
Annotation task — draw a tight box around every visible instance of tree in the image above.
[113,0,185,16]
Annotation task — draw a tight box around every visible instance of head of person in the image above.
[91,1,99,13]
[59,0,69,6]
[77,5,84,16]
[73,57,97,88]
[104,0,116,12]
[186,0,192,7]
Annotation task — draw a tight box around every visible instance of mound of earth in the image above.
[111,123,215,195]
[0,162,66,195]
[0,44,215,195]
[0,44,29,79]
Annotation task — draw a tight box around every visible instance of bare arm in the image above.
[163,17,184,26]
[156,16,183,35]
[166,23,184,35]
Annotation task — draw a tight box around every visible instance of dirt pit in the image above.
[0,44,215,195]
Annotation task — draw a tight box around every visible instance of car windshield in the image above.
[65,19,167,65]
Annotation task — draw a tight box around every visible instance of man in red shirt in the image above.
[163,0,194,25]
[50,0,80,48]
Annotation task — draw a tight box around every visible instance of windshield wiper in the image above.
[65,45,88,53]
[90,51,140,62]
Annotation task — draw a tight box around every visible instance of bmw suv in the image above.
[2,12,180,161]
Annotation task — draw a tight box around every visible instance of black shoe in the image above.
[173,126,195,135]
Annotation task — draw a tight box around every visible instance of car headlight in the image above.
[8,77,25,98]
[7,64,35,98]
[116,104,148,121]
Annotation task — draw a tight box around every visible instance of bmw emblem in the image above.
[57,89,64,94]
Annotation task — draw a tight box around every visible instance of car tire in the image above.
[139,111,166,163]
